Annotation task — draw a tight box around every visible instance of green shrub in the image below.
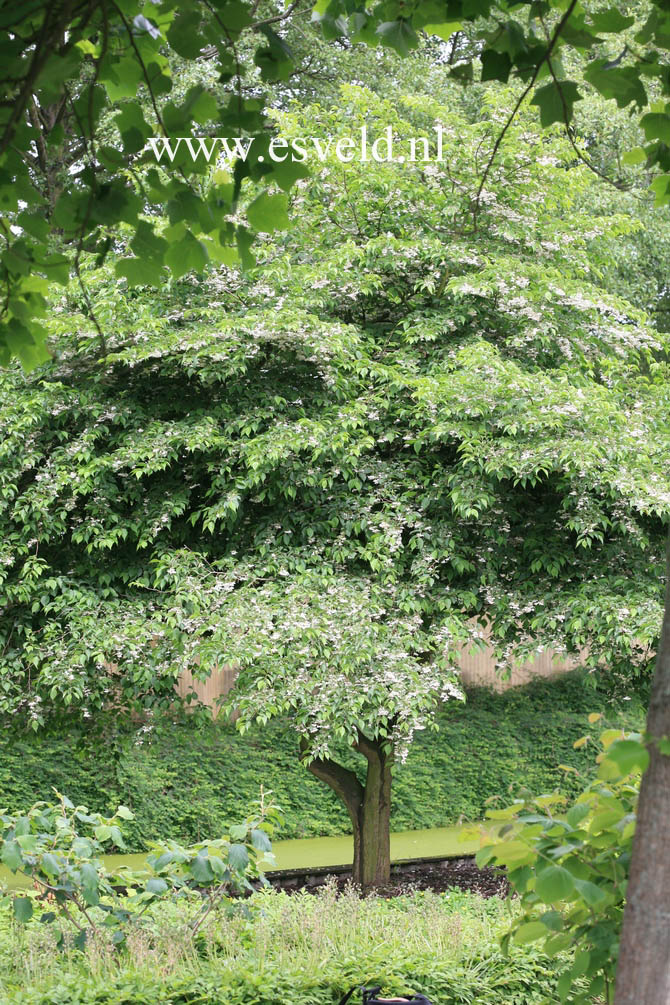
[478,722,645,1005]
[0,792,279,949]
[0,673,647,851]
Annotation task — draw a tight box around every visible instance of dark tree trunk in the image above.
[300,732,393,888]
[355,732,393,888]
[615,528,670,1004]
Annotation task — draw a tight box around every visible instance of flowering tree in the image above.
[1,83,668,885]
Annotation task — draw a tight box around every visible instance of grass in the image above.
[0,882,565,1004]
[0,824,488,892]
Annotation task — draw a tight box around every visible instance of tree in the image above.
[7,0,670,372]
[0,0,313,368]
[4,0,670,983]
[2,82,666,886]
[615,527,670,1004]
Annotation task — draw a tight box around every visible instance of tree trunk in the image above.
[300,732,393,888]
[356,732,393,888]
[615,527,670,1004]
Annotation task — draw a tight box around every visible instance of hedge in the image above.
[0,672,647,851]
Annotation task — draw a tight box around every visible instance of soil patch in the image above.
[265,856,508,899]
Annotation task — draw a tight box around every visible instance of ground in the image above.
[265,855,509,899]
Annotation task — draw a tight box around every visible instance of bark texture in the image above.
[615,528,670,1004]
[301,732,393,888]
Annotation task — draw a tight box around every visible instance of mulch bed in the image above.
[265,856,509,899]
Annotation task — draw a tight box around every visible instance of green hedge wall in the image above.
[0,672,647,852]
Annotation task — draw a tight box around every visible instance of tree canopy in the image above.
[6,0,670,369]
[2,81,667,733]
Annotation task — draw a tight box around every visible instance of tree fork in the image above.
[300,733,393,888]
[300,738,365,880]
[615,527,670,1004]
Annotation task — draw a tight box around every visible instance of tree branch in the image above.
[473,0,579,223]
[299,737,364,820]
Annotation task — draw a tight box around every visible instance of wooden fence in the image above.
[175,635,577,716]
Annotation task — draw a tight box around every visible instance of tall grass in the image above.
[0,882,509,994]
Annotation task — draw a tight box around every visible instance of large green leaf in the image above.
[250,829,272,852]
[584,61,647,109]
[530,80,582,127]
[165,231,208,279]
[1,840,22,872]
[536,865,575,903]
[13,896,33,922]
[228,843,250,871]
[190,854,215,884]
[480,49,512,83]
[375,20,419,57]
[246,192,289,233]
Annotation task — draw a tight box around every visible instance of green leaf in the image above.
[423,22,461,42]
[1,840,22,872]
[591,9,635,33]
[604,738,649,775]
[94,825,112,842]
[375,21,419,57]
[152,852,174,870]
[271,157,310,193]
[246,191,289,233]
[513,920,547,944]
[190,854,215,884]
[13,896,33,923]
[480,49,512,83]
[228,843,250,872]
[102,57,144,101]
[566,803,590,828]
[622,147,647,165]
[650,173,670,206]
[167,12,209,59]
[209,854,227,877]
[536,865,575,903]
[584,61,646,109]
[116,257,165,288]
[41,853,61,878]
[531,80,582,127]
[641,112,670,144]
[574,878,608,907]
[115,105,152,154]
[165,231,208,279]
[250,829,271,852]
[543,932,573,955]
[145,877,168,895]
[80,862,99,906]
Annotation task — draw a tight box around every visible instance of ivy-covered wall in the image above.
[0,673,647,852]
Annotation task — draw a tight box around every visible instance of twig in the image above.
[473,0,579,222]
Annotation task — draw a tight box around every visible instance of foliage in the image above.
[0,675,648,852]
[7,2,670,368]
[1,86,667,737]
[319,1,670,210]
[2,42,669,887]
[0,882,569,1004]
[477,724,646,1005]
[0,792,277,947]
[0,0,313,368]
[0,793,132,947]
